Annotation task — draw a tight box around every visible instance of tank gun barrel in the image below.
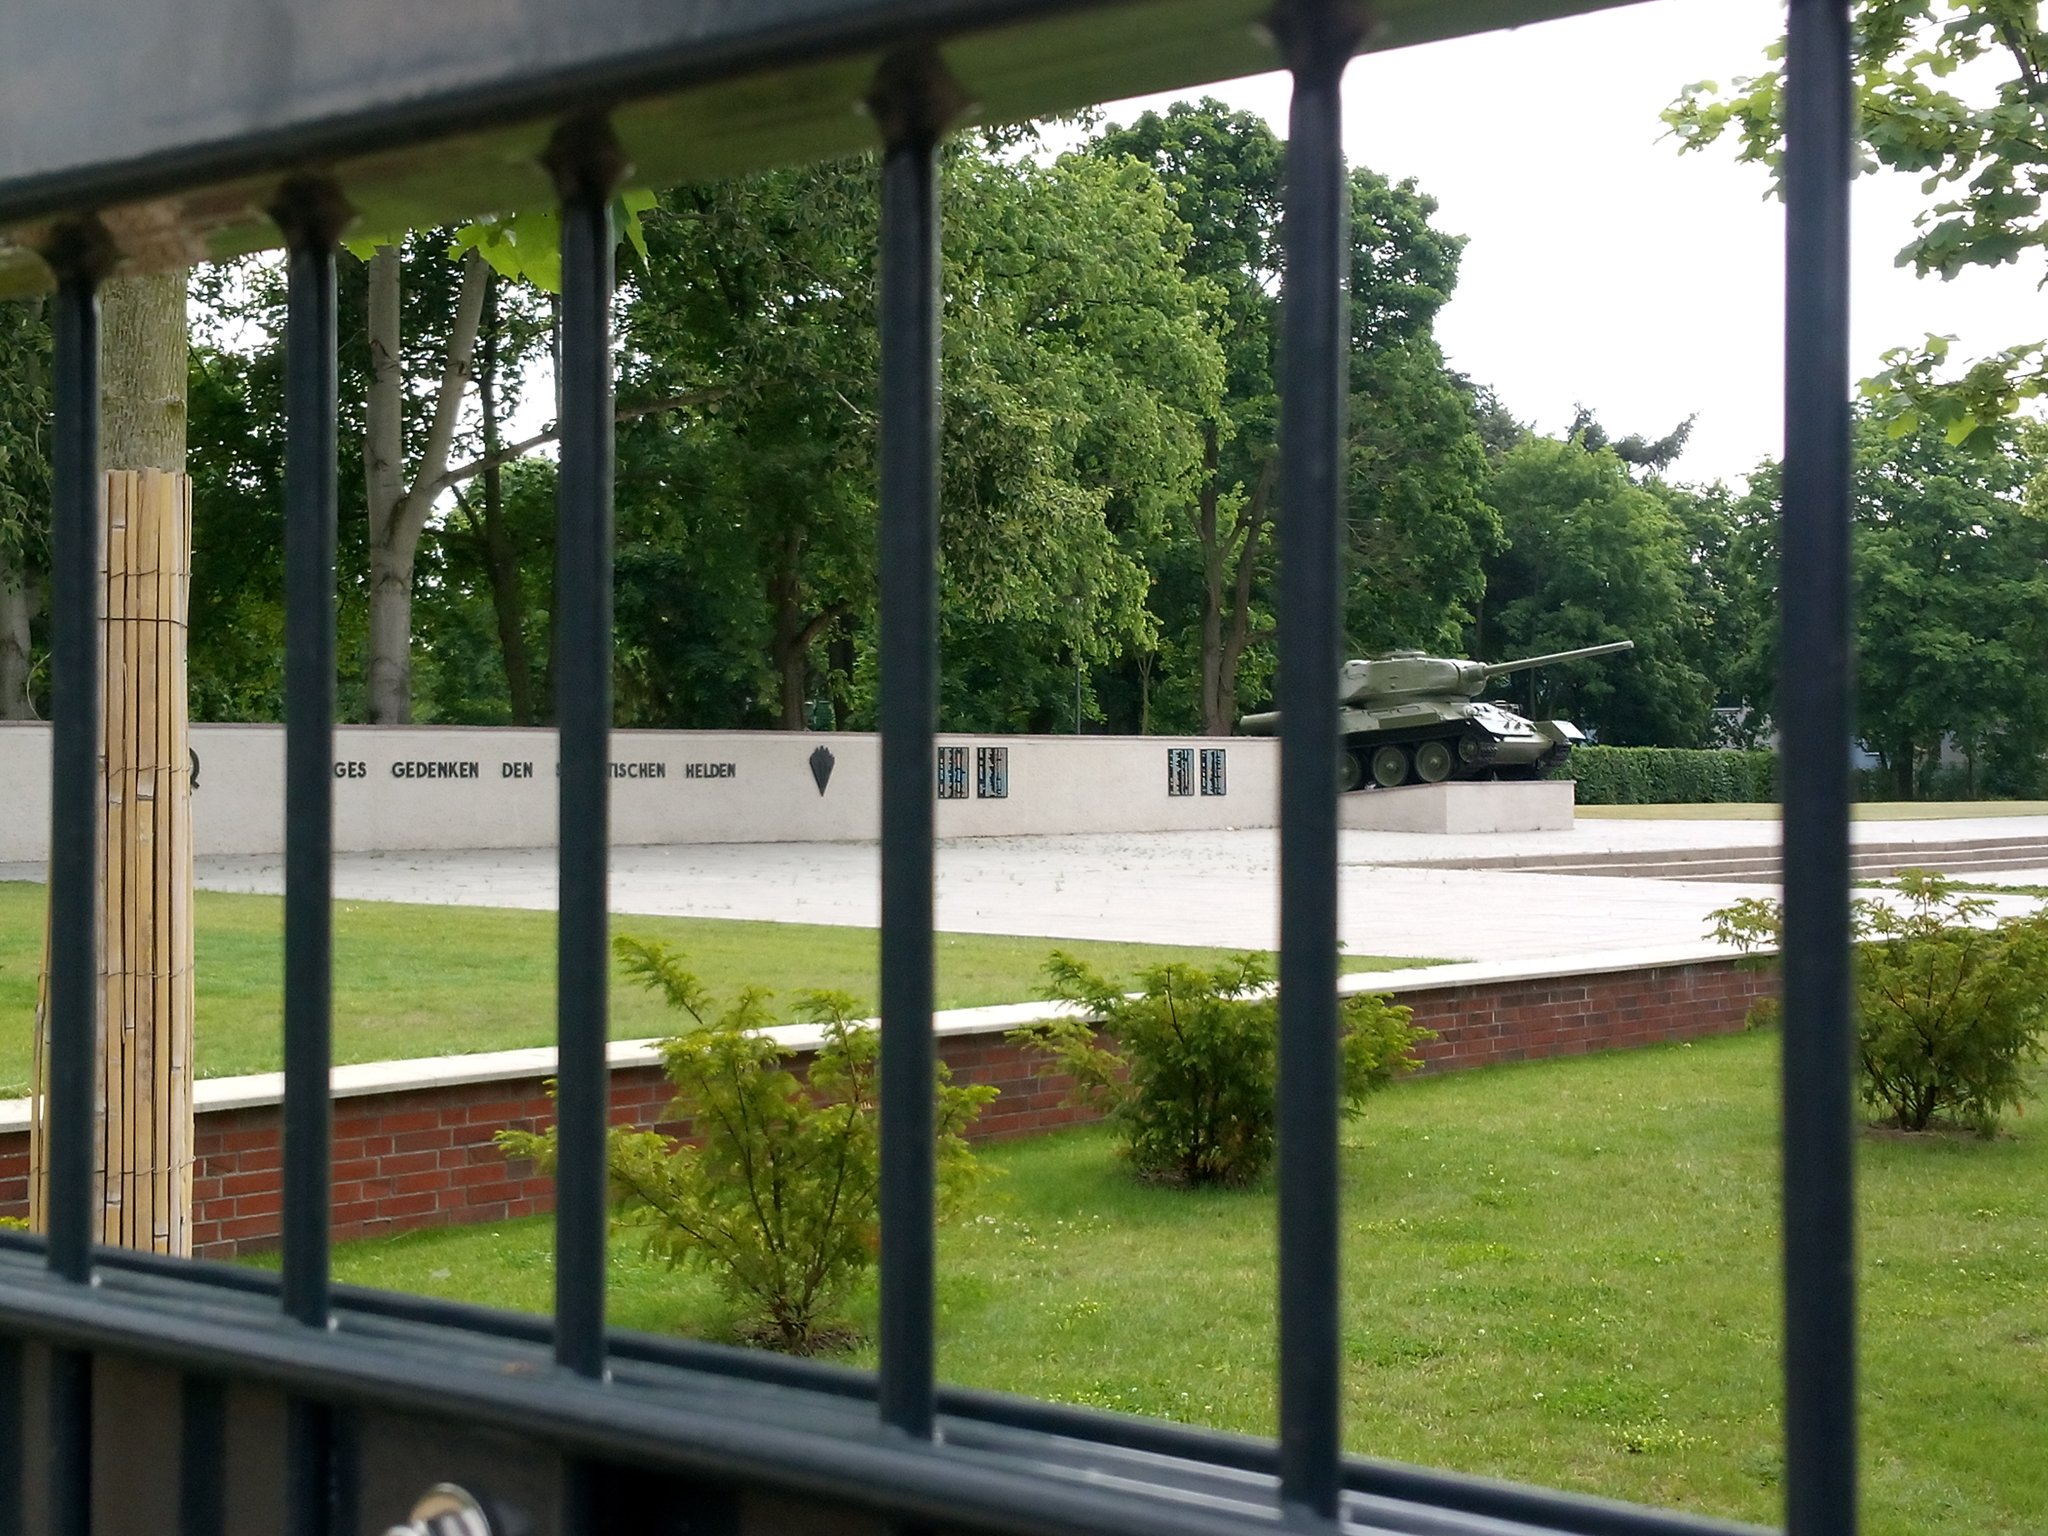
[1481,639,1634,679]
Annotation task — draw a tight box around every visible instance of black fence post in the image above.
[869,46,962,1444]
[1780,1,1858,1532]
[1272,0,1364,1521]
[41,216,114,1536]
[548,119,627,1391]
[274,177,351,1536]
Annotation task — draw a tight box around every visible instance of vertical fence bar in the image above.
[0,1336,21,1536]
[548,120,625,1386]
[275,181,349,1536]
[278,183,343,1330]
[869,50,957,1442]
[1272,2,1359,1519]
[178,1376,226,1536]
[44,229,109,1288]
[1780,1,1858,1533]
[44,221,113,1536]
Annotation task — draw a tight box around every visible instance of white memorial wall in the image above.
[0,723,1278,860]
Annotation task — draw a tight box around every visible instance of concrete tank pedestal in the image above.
[1338,779,1575,834]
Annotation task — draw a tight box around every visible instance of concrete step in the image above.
[1436,833,2048,883]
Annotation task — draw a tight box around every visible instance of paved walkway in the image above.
[10,812,2044,967]
[164,833,1762,964]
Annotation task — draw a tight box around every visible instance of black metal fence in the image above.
[0,1,1856,1532]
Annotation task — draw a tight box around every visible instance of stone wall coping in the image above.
[0,942,1765,1136]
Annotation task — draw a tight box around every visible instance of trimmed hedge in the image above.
[1550,746,1777,805]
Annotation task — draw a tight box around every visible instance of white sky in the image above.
[1089,0,2042,487]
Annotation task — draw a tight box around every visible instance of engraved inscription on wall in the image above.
[976,746,1008,799]
[936,745,969,800]
[392,760,480,780]
[331,757,742,784]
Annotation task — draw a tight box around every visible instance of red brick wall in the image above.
[0,958,1771,1257]
[1403,960,1774,1073]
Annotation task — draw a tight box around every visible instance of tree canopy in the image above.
[1667,2,2048,446]
[10,98,2048,798]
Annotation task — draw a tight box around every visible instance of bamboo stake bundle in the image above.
[30,469,196,1255]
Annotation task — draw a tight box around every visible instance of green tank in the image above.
[1238,639,1634,791]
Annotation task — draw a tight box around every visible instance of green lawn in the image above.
[1580,801,2048,821]
[314,1032,2048,1535]
[0,882,1418,1095]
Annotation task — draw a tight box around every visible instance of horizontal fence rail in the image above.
[1,0,1857,1532]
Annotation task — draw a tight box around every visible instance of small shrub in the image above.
[1010,951,1431,1186]
[1711,872,2048,1135]
[499,936,996,1352]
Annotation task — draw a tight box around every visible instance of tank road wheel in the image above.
[1338,749,1367,793]
[1370,744,1411,788]
[1413,739,1455,784]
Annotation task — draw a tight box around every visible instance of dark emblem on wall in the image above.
[189,748,201,790]
[936,745,968,799]
[1166,747,1194,797]
[809,745,835,796]
[1199,747,1227,796]
[976,746,1008,799]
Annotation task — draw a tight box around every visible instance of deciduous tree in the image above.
[1726,416,2048,795]
[1667,2,2048,443]
[1479,434,1715,746]
[0,298,48,718]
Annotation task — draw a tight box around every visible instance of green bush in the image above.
[1711,872,2048,1135]
[1010,951,1431,1186]
[1553,745,1776,805]
[499,936,995,1352]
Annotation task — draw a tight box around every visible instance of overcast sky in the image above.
[1090,0,2041,487]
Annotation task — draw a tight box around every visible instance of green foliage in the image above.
[498,936,995,1351]
[1723,414,2048,796]
[617,144,1222,731]
[445,190,658,295]
[1086,102,1491,732]
[1554,746,1776,805]
[1012,951,1430,1186]
[1668,2,2048,443]
[0,299,50,715]
[0,299,50,564]
[1711,871,2048,1134]
[1478,435,1716,745]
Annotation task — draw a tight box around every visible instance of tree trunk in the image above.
[0,547,34,719]
[1197,424,1225,734]
[1197,427,1274,737]
[100,273,187,475]
[1892,739,1915,800]
[31,272,196,1257]
[473,274,537,724]
[828,623,855,730]
[364,246,408,722]
[769,531,810,729]
[1212,454,1274,735]
[363,245,491,724]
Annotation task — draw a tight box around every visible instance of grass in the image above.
[313,1031,2048,1535]
[1580,801,2048,821]
[0,881,1419,1096]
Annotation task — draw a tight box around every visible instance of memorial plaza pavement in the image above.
[71,809,2048,969]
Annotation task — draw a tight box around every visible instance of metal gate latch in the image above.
[382,1483,494,1536]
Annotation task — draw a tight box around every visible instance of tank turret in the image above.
[1241,639,1633,791]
